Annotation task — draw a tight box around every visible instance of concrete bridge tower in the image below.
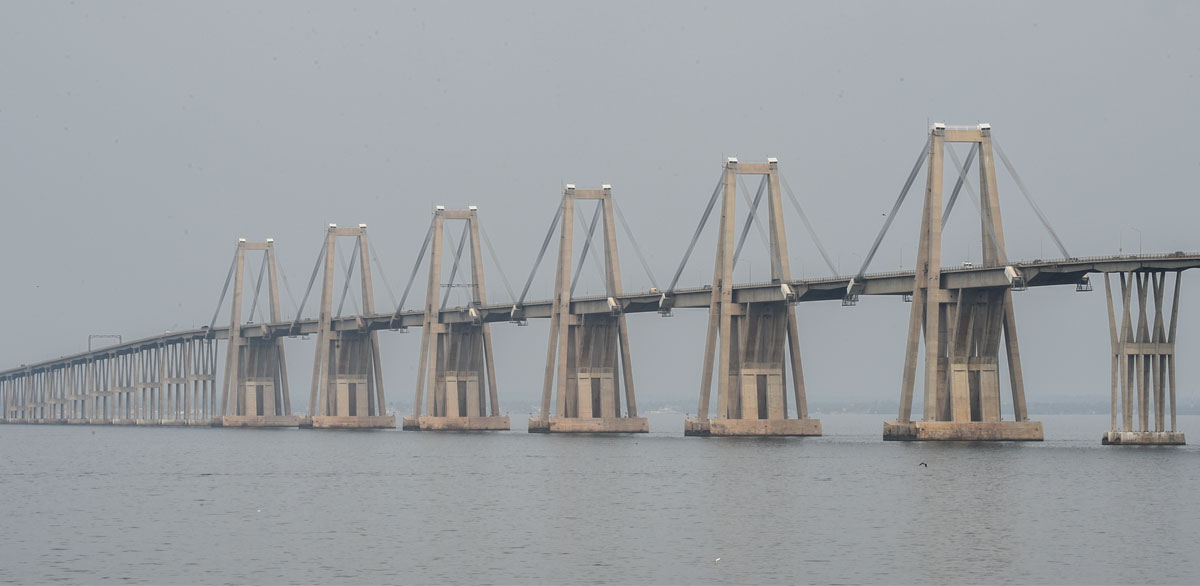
[684,158,821,437]
[529,185,648,433]
[218,238,300,427]
[884,123,1043,441]
[305,224,396,429]
[404,206,510,431]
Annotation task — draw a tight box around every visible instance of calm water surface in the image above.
[1,413,1198,584]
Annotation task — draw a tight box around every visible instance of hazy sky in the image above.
[2,1,1198,411]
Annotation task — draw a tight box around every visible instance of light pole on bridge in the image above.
[1119,227,1143,256]
[87,334,121,352]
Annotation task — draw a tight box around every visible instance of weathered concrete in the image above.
[308,415,395,429]
[1102,431,1186,445]
[891,124,1036,441]
[883,420,1043,441]
[527,417,648,433]
[306,226,391,429]
[689,159,819,438]
[410,207,508,431]
[217,415,302,428]
[1102,271,1184,445]
[684,417,821,437]
[401,415,510,431]
[534,187,646,434]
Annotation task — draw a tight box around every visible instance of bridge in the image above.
[1,123,1194,444]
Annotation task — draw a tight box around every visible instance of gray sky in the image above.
[2,1,1198,410]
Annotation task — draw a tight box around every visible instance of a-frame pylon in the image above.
[529,185,648,433]
[884,123,1042,441]
[403,205,510,431]
[217,238,300,427]
[304,224,396,429]
[683,158,821,437]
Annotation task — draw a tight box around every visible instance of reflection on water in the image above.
[1,414,1197,584]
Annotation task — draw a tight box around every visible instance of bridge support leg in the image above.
[1102,271,1185,445]
[530,186,647,433]
[404,207,509,431]
[885,123,1042,441]
[685,158,821,437]
[306,225,394,429]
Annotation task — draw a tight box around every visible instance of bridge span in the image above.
[1,123,1194,444]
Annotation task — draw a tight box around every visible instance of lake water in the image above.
[1,413,1198,584]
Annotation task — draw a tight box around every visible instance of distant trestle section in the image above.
[1,337,217,425]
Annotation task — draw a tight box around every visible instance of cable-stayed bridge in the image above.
[2,124,1194,444]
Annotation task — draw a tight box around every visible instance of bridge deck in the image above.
[3,252,1197,378]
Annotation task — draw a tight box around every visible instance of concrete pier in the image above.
[1102,431,1186,445]
[528,417,648,433]
[1101,271,1186,445]
[403,415,510,431]
[217,415,302,427]
[308,415,396,429]
[883,420,1043,441]
[684,418,821,437]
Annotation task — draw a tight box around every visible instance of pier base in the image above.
[684,418,822,437]
[1102,431,1186,445]
[401,415,511,431]
[218,415,302,428]
[883,420,1043,441]
[527,417,648,434]
[305,415,395,429]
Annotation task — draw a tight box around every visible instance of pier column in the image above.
[530,185,648,433]
[1101,270,1186,445]
[187,338,217,423]
[404,206,509,431]
[885,123,1043,441]
[685,158,821,437]
[306,224,395,429]
[217,239,298,427]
